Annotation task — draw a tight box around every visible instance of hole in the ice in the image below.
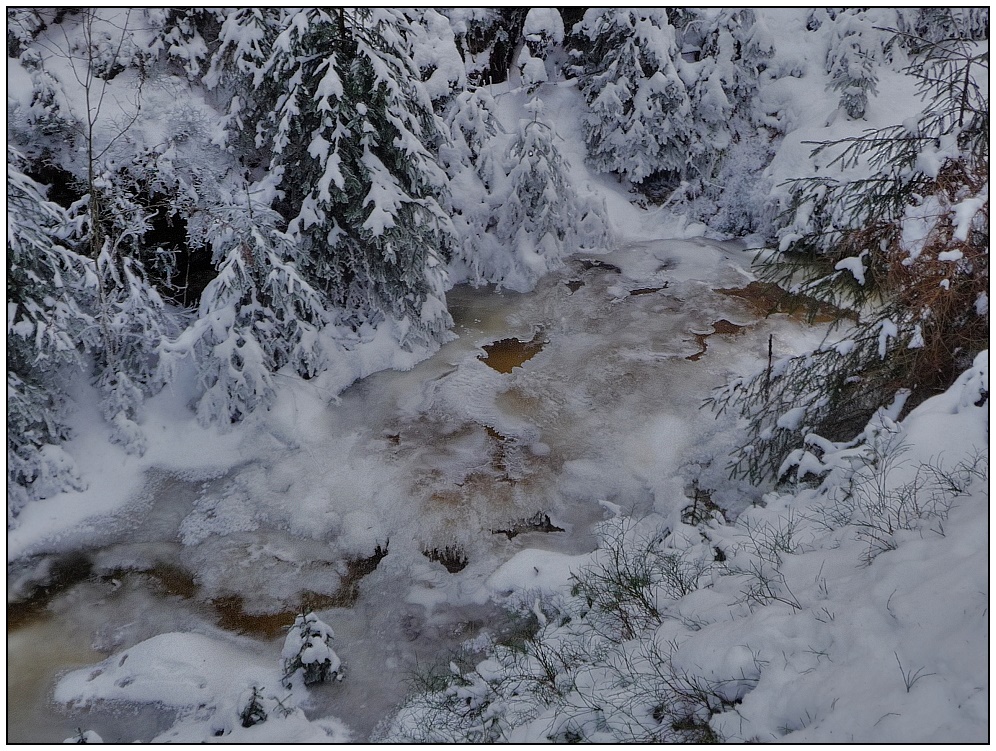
[629,284,668,296]
[491,512,565,540]
[686,319,747,362]
[576,258,622,274]
[564,279,584,293]
[478,331,546,373]
[423,545,469,573]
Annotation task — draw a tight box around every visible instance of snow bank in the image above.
[55,630,352,743]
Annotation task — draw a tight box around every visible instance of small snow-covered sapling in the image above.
[281,612,342,688]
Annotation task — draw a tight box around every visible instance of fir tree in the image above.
[443,9,528,86]
[7,153,94,524]
[517,8,565,89]
[493,98,609,290]
[400,8,466,105]
[711,29,989,483]
[439,87,506,286]
[202,8,281,151]
[684,9,776,234]
[247,8,454,348]
[282,612,341,688]
[158,200,332,427]
[825,9,888,121]
[570,9,693,188]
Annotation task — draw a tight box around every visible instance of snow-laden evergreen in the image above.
[157,202,332,427]
[443,92,609,292]
[494,98,609,289]
[823,8,896,121]
[570,9,693,186]
[234,8,454,348]
[7,152,93,524]
[281,612,342,688]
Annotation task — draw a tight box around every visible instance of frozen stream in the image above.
[7,238,829,742]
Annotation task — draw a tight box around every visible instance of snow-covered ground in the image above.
[8,53,988,743]
[384,352,988,743]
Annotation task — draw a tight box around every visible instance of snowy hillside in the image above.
[386,353,989,743]
[6,8,988,743]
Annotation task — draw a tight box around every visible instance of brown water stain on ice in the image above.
[8,553,95,631]
[628,285,668,296]
[686,319,748,362]
[715,281,849,324]
[478,331,546,373]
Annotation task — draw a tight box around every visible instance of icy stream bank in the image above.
[7,238,832,741]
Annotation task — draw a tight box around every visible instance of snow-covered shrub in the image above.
[62,729,103,744]
[387,356,988,742]
[384,520,738,743]
[570,519,713,640]
[805,422,987,565]
[712,27,988,482]
[281,612,342,689]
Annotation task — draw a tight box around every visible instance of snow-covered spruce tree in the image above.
[515,8,565,91]
[709,28,989,484]
[400,9,466,106]
[10,9,181,455]
[155,8,223,81]
[443,9,528,87]
[227,8,453,349]
[281,612,341,688]
[903,7,990,52]
[569,9,693,192]
[438,86,507,287]
[824,8,896,121]
[493,98,610,291]
[201,8,280,151]
[7,153,95,525]
[157,201,332,427]
[683,8,776,234]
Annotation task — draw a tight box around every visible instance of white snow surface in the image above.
[55,631,351,743]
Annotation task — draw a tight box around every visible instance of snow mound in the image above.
[55,631,352,743]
